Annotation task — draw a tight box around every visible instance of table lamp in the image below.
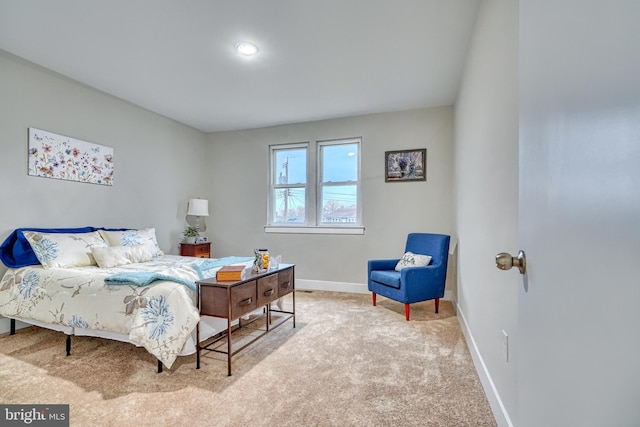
[187,198,209,233]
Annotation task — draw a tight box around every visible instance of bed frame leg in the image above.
[157,360,163,373]
[10,319,15,335]
[66,335,71,356]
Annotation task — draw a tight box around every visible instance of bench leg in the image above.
[435,298,440,314]
[66,335,71,356]
[157,360,163,373]
[372,292,376,306]
[10,319,15,335]
[405,304,410,321]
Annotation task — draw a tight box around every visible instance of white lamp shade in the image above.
[187,199,209,216]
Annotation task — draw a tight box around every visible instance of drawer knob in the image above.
[281,281,291,289]
[238,297,252,307]
[263,289,275,297]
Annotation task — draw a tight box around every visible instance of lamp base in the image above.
[186,215,207,232]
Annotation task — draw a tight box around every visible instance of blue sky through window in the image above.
[322,143,358,182]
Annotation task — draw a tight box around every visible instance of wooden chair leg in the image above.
[372,292,377,306]
[405,304,410,321]
[435,298,440,313]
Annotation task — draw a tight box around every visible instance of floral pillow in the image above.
[91,245,155,268]
[98,228,164,256]
[23,231,108,268]
[395,251,432,271]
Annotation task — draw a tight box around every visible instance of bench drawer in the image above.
[230,281,257,319]
[257,274,278,307]
[278,268,294,297]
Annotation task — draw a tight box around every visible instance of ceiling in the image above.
[0,0,480,133]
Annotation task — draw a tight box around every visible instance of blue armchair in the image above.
[368,233,450,321]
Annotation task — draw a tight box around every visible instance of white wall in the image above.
[205,108,454,288]
[454,1,518,425]
[0,50,207,331]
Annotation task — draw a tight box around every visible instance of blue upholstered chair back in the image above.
[405,233,450,270]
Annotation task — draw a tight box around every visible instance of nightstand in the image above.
[180,242,211,258]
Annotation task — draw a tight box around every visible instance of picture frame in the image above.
[385,148,426,182]
[28,127,114,186]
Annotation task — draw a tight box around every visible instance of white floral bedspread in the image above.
[0,255,239,368]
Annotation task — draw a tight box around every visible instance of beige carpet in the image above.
[0,291,496,427]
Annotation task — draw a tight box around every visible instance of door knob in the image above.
[495,250,526,274]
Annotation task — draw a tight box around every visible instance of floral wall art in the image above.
[385,148,426,182]
[28,128,114,186]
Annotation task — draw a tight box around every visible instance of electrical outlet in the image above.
[502,330,509,363]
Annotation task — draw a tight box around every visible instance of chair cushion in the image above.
[370,270,402,289]
[395,251,432,271]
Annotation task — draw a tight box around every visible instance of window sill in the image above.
[264,226,364,235]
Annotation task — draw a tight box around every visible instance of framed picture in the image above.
[28,127,114,186]
[385,148,426,182]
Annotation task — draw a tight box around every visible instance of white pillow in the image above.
[91,245,155,268]
[23,231,108,268]
[395,251,432,271]
[98,228,164,256]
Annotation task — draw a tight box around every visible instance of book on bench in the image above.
[216,265,247,281]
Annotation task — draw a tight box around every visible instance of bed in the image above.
[0,227,253,370]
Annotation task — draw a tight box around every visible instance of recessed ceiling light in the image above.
[235,41,258,56]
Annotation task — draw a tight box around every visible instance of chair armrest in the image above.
[368,259,399,273]
[398,264,447,301]
[401,263,446,284]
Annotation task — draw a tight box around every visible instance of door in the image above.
[518,1,640,426]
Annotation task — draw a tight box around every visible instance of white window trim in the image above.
[317,138,362,226]
[264,226,364,235]
[267,137,363,234]
[268,142,310,226]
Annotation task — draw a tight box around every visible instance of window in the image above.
[318,140,360,224]
[268,138,362,234]
[270,144,308,224]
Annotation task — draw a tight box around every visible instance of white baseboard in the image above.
[296,279,369,294]
[455,302,514,427]
[295,279,454,301]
